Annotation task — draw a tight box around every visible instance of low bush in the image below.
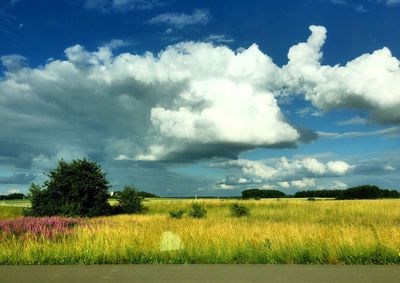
[169,209,185,219]
[230,203,250,217]
[189,203,207,218]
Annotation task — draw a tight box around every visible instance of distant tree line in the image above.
[294,185,399,199]
[111,190,159,199]
[242,189,286,199]
[0,193,26,200]
[336,185,399,200]
[241,185,399,200]
[294,190,342,198]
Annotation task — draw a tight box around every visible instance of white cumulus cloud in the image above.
[291,178,316,189]
[1,24,400,171]
[211,156,352,181]
[284,25,400,124]
[0,39,301,164]
[326,161,351,175]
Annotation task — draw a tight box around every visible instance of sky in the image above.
[0,0,400,196]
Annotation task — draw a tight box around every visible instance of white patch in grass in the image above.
[160,231,184,251]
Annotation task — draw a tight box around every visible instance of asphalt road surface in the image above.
[0,265,399,283]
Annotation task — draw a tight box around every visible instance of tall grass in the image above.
[0,199,399,264]
[0,206,25,219]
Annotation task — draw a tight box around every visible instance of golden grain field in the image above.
[0,198,399,264]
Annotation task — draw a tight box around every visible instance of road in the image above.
[0,265,399,283]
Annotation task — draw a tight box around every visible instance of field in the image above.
[0,198,400,264]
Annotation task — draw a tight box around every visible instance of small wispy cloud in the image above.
[204,34,234,44]
[102,38,130,49]
[0,0,21,16]
[318,126,400,139]
[336,116,368,126]
[325,0,367,12]
[149,9,211,29]
[328,0,347,5]
[383,0,400,6]
[296,107,323,118]
[327,0,400,10]
[85,0,163,12]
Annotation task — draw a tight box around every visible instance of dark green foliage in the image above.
[242,189,286,199]
[189,202,207,218]
[169,209,185,219]
[27,159,111,217]
[0,193,26,200]
[307,197,316,201]
[137,191,159,198]
[294,186,399,199]
[294,190,342,198]
[116,186,144,214]
[336,185,400,200]
[230,203,250,217]
[111,190,159,199]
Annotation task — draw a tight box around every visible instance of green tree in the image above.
[116,186,144,214]
[28,159,111,217]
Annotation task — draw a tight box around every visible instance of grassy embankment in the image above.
[0,198,399,264]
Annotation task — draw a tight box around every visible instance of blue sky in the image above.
[0,0,399,196]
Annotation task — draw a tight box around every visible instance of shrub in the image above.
[116,186,144,214]
[169,209,185,219]
[189,203,207,218]
[230,203,250,217]
[27,159,111,217]
[307,197,316,201]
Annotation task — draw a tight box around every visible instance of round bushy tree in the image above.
[28,159,111,217]
[116,186,144,214]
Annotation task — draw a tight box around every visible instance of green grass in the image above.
[1,199,400,264]
[0,206,25,219]
[0,199,31,207]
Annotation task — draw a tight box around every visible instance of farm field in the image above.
[0,198,400,264]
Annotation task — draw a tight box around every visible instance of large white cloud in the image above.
[0,39,302,166]
[284,25,400,124]
[1,23,400,174]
